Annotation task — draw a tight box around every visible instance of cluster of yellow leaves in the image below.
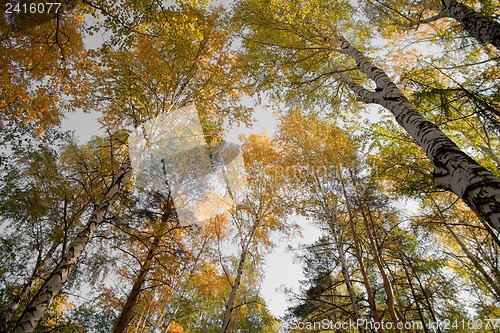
[235,132,298,249]
[167,321,194,333]
[59,131,131,202]
[278,110,356,176]
[96,3,252,134]
[1,8,99,135]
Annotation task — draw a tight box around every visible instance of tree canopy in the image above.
[0,0,499,332]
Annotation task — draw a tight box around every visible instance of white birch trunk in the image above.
[442,0,500,50]
[220,249,247,333]
[0,242,58,330]
[327,37,500,232]
[327,217,365,332]
[220,218,260,333]
[12,157,131,333]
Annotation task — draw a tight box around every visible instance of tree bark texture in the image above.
[328,37,500,233]
[0,242,58,330]
[442,0,500,50]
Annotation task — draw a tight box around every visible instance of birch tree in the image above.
[327,35,500,232]
[234,0,500,233]
[362,0,500,171]
[277,111,410,330]
[278,111,474,330]
[0,136,89,330]
[219,133,293,333]
[11,133,132,332]
[276,112,368,330]
[94,2,252,132]
[3,0,254,330]
[369,114,500,320]
[362,0,500,50]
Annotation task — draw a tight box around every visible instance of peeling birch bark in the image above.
[327,37,500,232]
[12,157,132,333]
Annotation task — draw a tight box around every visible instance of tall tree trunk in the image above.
[408,261,443,333]
[339,174,384,331]
[348,222,383,330]
[328,217,365,333]
[112,236,160,333]
[348,173,404,332]
[328,36,500,233]
[12,157,131,333]
[401,264,430,333]
[220,249,247,333]
[442,0,500,50]
[0,242,58,330]
[220,218,260,333]
[113,196,176,333]
[446,225,500,300]
[360,213,402,332]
